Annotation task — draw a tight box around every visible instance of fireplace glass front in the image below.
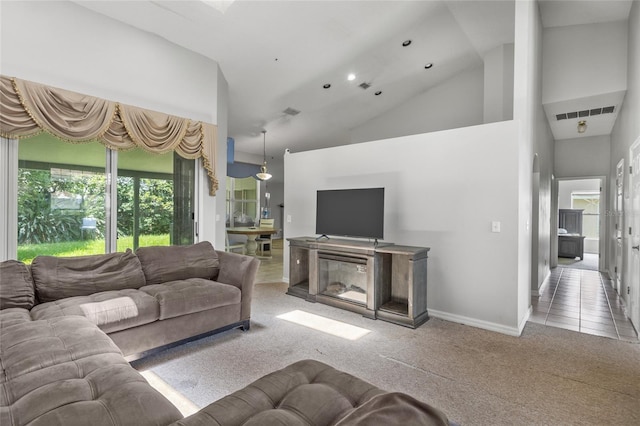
[318,253,368,305]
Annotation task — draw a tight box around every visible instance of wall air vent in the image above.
[555,105,616,121]
[358,82,371,90]
[283,107,301,116]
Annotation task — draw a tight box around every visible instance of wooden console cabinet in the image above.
[287,237,430,328]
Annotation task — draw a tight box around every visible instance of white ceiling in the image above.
[74,0,632,156]
[539,0,632,141]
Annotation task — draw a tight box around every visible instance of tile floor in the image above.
[258,245,638,341]
[530,267,638,342]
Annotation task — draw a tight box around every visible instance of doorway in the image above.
[556,177,604,271]
[529,175,638,341]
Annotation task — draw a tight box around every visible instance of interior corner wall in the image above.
[483,43,515,123]
[512,0,544,327]
[202,66,228,250]
[555,136,611,178]
[0,0,223,247]
[610,0,639,306]
[284,120,523,335]
[349,65,484,144]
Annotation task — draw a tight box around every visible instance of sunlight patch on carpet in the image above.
[140,370,200,416]
[277,310,371,340]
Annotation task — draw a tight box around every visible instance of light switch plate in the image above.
[491,221,501,233]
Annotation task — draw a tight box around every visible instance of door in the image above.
[628,138,640,330]
[615,160,624,293]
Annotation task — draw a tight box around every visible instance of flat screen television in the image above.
[315,187,384,240]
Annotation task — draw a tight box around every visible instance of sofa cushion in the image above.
[0,308,32,330]
[30,289,160,333]
[140,278,241,320]
[136,241,219,285]
[0,316,182,426]
[0,316,122,383]
[0,260,35,310]
[31,250,146,303]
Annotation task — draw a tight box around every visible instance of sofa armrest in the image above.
[215,250,260,321]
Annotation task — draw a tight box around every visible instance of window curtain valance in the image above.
[0,75,218,195]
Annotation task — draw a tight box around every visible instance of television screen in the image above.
[315,188,384,239]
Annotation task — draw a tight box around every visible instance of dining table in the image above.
[226,226,278,256]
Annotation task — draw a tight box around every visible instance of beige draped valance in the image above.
[0,75,218,195]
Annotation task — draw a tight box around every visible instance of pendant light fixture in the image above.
[577,120,587,134]
[256,130,272,181]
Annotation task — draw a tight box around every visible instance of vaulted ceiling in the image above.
[74,0,632,157]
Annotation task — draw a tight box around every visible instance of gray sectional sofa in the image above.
[0,241,260,425]
[0,241,452,425]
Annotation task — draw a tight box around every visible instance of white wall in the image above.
[529,2,555,294]
[284,120,523,335]
[609,0,639,322]
[0,1,224,247]
[349,66,484,144]
[484,43,515,123]
[513,0,551,323]
[542,20,628,104]
[555,136,611,178]
[207,67,229,250]
[558,179,600,209]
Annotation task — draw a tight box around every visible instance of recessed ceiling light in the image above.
[402,40,412,47]
[424,63,433,69]
[323,83,331,89]
[375,91,382,96]
[347,73,356,81]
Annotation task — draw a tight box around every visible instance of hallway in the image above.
[530,267,638,342]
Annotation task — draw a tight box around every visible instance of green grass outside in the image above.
[18,234,170,264]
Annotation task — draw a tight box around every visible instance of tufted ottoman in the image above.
[171,359,451,426]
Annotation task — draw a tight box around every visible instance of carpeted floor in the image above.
[557,253,599,270]
[132,281,640,425]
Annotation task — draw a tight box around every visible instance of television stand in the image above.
[315,234,330,240]
[287,237,430,328]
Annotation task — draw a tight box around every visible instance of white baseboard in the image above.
[531,270,551,297]
[518,306,532,335]
[428,309,523,337]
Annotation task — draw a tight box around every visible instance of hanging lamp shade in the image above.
[256,130,272,181]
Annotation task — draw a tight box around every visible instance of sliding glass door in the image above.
[16,134,195,262]
[18,135,107,262]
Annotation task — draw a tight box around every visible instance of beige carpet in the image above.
[132,281,640,425]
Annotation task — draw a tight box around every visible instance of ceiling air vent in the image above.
[282,107,301,116]
[555,105,616,121]
[358,82,371,90]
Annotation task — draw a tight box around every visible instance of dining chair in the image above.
[256,219,275,256]
[225,231,246,254]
